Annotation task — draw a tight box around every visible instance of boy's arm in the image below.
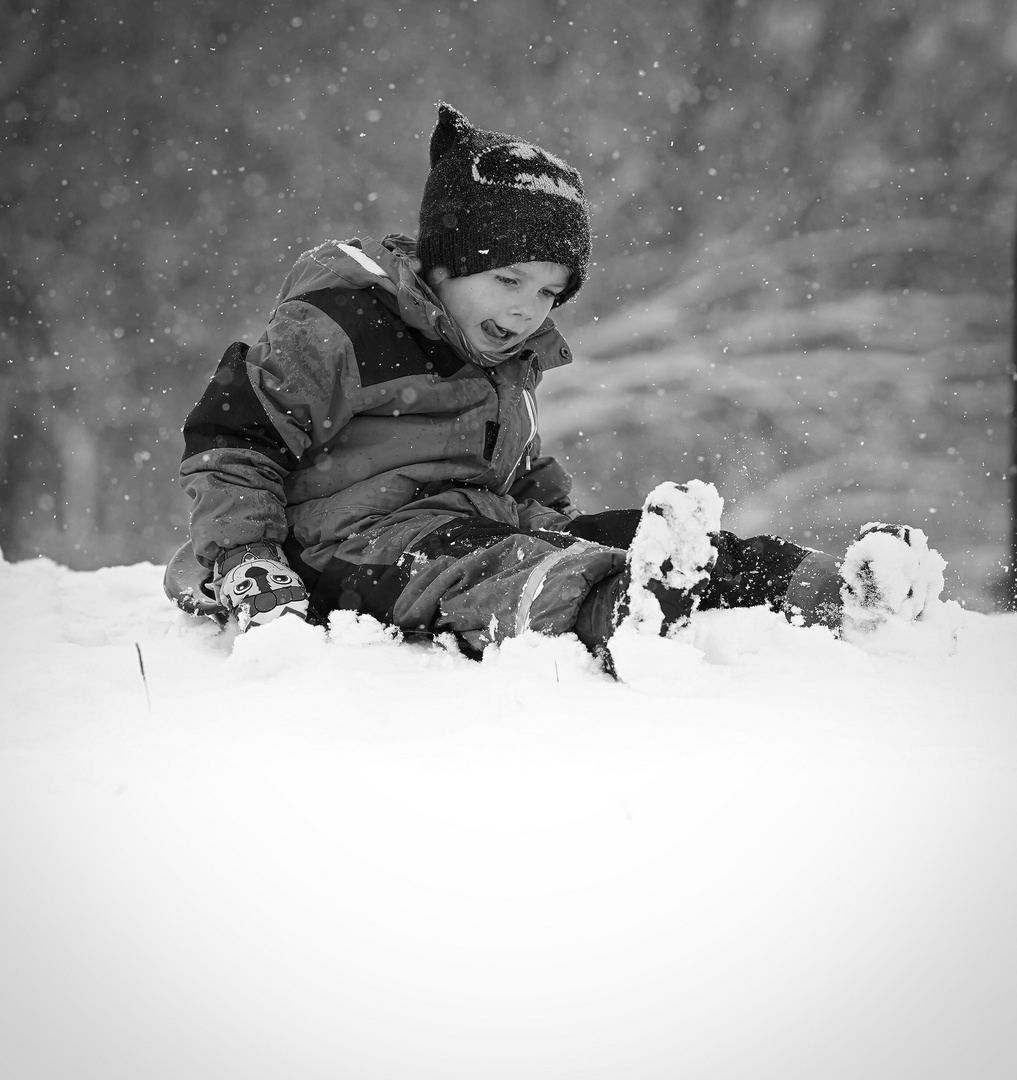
[180,302,353,568]
[179,340,298,569]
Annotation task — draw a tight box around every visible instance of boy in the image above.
[164,102,945,658]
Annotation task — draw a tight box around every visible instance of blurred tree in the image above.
[1,0,292,564]
[1,0,1014,607]
[1011,194,1017,608]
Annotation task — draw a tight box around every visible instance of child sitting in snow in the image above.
[164,102,945,660]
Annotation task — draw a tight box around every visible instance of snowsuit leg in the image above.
[287,511,627,653]
[567,511,839,612]
[701,533,842,619]
[568,515,845,647]
[165,508,843,648]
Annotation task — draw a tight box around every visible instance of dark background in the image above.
[2,0,1014,609]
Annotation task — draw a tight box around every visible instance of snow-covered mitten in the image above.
[839,522,946,637]
[614,480,724,637]
[213,541,309,632]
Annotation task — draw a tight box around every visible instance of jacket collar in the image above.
[295,235,574,373]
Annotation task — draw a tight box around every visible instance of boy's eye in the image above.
[495,274,517,286]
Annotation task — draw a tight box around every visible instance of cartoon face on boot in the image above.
[218,554,309,629]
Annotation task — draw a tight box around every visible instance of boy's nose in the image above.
[508,295,536,322]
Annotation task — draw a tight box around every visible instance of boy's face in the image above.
[428,261,570,357]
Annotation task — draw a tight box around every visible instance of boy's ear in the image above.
[426,266,450,287]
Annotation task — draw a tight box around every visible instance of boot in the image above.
[767,523,946,634]
[838,522,946,637]
[574,513,945,652]
[573,480,723,647]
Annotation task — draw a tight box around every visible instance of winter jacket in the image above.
[180,234,579,573]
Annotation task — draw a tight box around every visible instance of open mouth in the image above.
[480,319,515,347]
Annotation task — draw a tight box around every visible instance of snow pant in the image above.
[164,508,844,653]
[283,510,626,655]
[570,522,845,648]
[284,509,843,652]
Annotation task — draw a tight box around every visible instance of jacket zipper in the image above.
[482,354,539,478]
[520,388,537,473]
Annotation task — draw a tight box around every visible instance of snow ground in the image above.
[2,552,1015,1080]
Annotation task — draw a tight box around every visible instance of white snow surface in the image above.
[2,551,1016,1080]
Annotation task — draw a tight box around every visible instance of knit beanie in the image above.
[417,102,591,306]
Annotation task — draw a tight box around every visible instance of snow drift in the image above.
[2,552,1015,1080]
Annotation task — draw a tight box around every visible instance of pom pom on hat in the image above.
[417,102,591,305]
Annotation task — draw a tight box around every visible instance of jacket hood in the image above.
[276,234,410,299]
[276,235,574,373]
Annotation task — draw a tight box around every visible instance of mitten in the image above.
[213,541,309,632]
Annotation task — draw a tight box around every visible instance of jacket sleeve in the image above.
[508,446,579,517]
[179,300,356,566]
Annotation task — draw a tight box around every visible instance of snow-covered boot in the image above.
[780,522,946,636]
[572,481,723,669]
[615,480,724,636]
[839,522,946,638]
[588,480,722,639]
